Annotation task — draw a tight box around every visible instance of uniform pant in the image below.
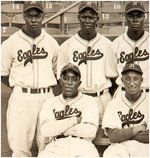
[7,86,54,157]
[38,137,99,157]
[103,140,149,157]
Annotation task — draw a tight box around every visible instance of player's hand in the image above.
[133,122,147,136]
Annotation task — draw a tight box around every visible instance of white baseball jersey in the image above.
[106,31,149,89]
[57,33,112,93]
[1,29,59,88]
[102,92,149,132]
[38,92,99,142]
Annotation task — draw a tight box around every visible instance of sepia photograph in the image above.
[1,0,149,157]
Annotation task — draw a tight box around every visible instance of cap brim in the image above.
[126,8,145,13]
[24,6,44,12]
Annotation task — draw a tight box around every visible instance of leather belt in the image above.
[122,87,149,93]
[54,134,83,141]
[83,90,104,97]
[22,87,50,94]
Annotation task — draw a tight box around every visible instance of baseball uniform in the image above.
[57,33,112,121]
[102,92,149,157]
[1,29,59,156]
[106,30,149,97]
[38,92,99,157]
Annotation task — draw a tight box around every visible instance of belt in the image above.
[54,134,83,141]
[22,87,51,94]
[83,91,104,97]
[122,87,149,93]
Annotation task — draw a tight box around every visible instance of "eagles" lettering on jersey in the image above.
[53,105,82,120]
[73,46,103,66]
[119,47,149,63]
[118,109,144,128]
[17,44,48,66]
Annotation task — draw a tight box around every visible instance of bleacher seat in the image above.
[101,2,125,14]
[98,13,123,26]
[108,26,126,35]
[44,27,63,35]
[12,14,24,28]
[1,26,19,37]
[1,13,9,26]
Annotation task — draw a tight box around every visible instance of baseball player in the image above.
[106,1,149,97]
[1,1,59,157]
[102,61,149,157]
[37,63,99,157]
[57,2,113,140]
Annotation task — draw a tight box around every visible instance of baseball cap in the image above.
[121,61,143,75]
[78,1,98,14]
[125,2,145,14]
[23,1,44,13]
[60,63,81,78]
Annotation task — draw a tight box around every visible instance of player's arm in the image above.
[40,117,78,137]
[63,98,99,140]
[1,76,11,88]
[105,123,147,143]
[132,129,149,143]
[1,40,13,88]
[64,122,98,140]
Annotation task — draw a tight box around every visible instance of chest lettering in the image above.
[119,47,149,63]
[118,109,144,128]
[53,105,82,120]
[73,46,103,66]
[17,44,48,66]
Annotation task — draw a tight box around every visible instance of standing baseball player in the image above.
[102,61,149,157]
[57,2,113,144]
[106,1,149,97]
[37,63,99,157]
[1,1,59,157]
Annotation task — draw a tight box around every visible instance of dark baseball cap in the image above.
[121,62,143,75]
[23,1,44,13]
[125,2,145,14]
[78,1,98,14]
[60,63,81,78]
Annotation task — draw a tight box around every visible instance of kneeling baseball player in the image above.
[102,61,149,157]
[38,63,99,157]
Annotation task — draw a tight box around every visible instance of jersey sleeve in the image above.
[38,99,78,138]
[102,100,122,135]
[1,40,13,76]
[57,41,70,79]
[105,42,118,78]
[52,41,59,76]
[63,96,99,140]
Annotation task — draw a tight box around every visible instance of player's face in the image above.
[23,8,44,33]
[60,70,81,99]
[78,8,99,34]
[126,11,145,32]
[121,71,143,96]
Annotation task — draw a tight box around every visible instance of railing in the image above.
[42,1,81,34]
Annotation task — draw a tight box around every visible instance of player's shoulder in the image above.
[81,93,98,103]
[60,34,76,47]
[112,33,125,44]
[107,97,121,108]
[43,95,60,108]
[43,30,59,45]
[97,33,112,46]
